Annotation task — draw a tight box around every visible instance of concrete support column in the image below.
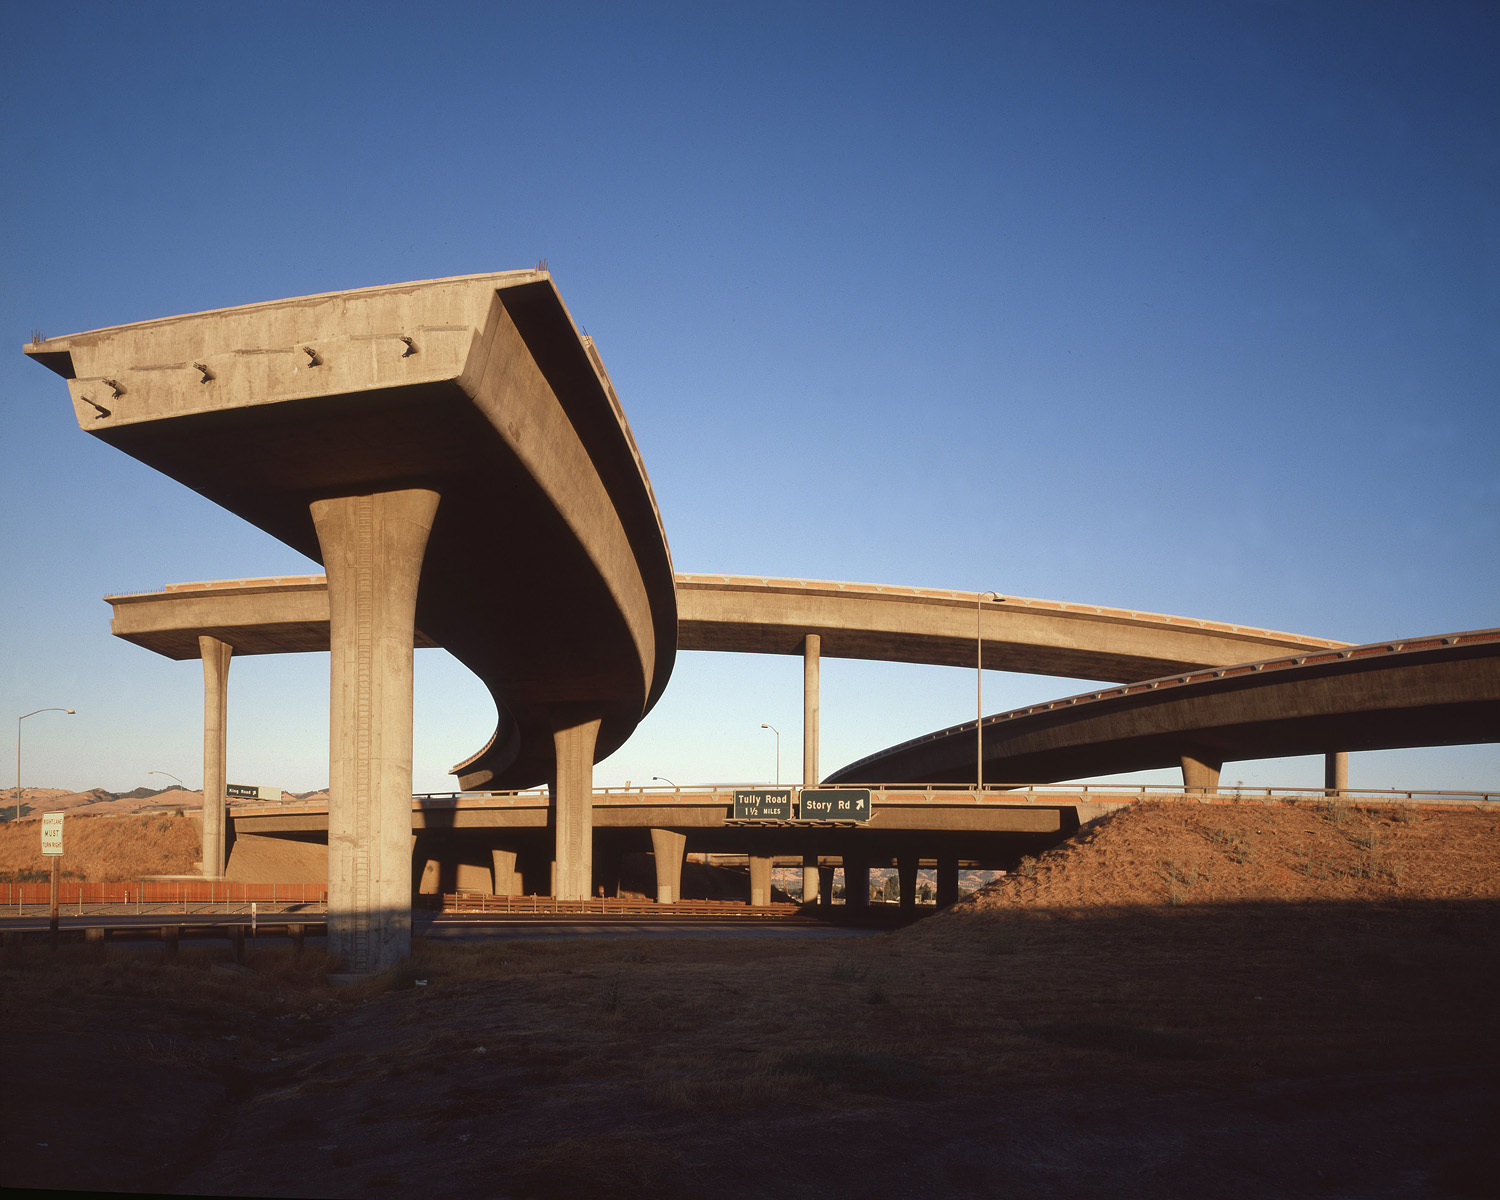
[1180,753,1222,794]
[844,853,870,909]
[199,635,232,879]
[1324,751,1348,796]
[749,855,773,907]
[550,714,602,902]
[817,865,834,909]
[491,849,519,896]
[803,634,820,787]
[801,634,821,903]
[801,851,820,905]
[651,828,687,904]
[312,486,439,974]
[936,856,960,908]
[897,852,918,912]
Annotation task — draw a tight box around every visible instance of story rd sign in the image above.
[800,789,872,821]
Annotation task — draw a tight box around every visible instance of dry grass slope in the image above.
[930,799,1500,925]
[0,812,201,881]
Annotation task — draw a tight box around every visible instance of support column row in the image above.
[1180,751,1350,795]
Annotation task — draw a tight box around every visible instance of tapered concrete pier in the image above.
[491,849,520,896]
[314,487,439,972]
[651,828,687,904]
[550,715,602,902]
[1180,753,1222,794]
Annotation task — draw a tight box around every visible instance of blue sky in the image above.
[3,1,1496,797]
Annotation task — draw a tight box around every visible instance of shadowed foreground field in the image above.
[3,901,1498,1199]
[3,802,1498,1198]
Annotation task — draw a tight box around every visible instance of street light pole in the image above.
[651,776,677,789]
[148,769,185,789]
[760,723,781,787]
[976,592,999,792]
[16,708,76,823]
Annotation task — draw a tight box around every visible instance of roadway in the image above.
[0,911,878,943]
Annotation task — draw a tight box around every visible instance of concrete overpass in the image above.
[230,785,1106,909]
[103,569,1350,792]
[826,629,1500,790]
[25,272,677,969]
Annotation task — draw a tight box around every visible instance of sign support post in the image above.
[49,857,60,948]
[41,810,64,948]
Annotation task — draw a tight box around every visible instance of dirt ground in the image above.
[3,801,1498,1199]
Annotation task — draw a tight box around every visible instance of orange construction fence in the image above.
[0,880,327,906]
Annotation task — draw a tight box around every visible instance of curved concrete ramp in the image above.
[675,575,1348,681]
[29,272,675,788]
[26,272,677,955]
[105,572,1348,686]
[826,630,1500,787]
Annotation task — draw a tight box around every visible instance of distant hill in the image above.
[0,786,203,821]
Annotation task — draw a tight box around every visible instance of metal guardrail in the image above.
[408,783,1500,804]
[0,921,327,958]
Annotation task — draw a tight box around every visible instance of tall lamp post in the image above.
[651,776,677,789]
[16,708,75,822]
[148,769,185,788]
[976,592,1000,792]
[760,723,781,786]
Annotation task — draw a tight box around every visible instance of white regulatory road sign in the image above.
[41,810,65,856]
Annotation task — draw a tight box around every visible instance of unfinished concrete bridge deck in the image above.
[26,271,677,969]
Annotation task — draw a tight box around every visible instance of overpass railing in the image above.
[222,783,1498,817]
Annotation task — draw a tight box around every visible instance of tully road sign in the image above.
[41,810,64,856]
[800,789,872,822]
[733,789,793,819]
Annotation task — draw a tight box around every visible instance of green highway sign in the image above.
[227,783,282,801]
[733,788,793,819]
[800,788,871,821]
